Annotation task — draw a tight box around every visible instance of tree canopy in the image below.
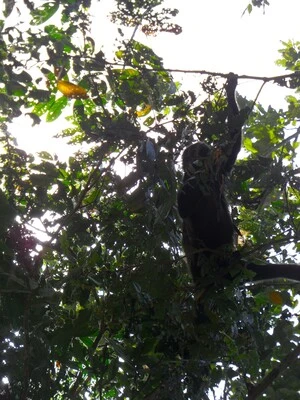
[0,1,299,399]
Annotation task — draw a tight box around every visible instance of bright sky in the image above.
[8,0,300,156]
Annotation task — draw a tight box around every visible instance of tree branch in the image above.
[81,55,300,86]
[161,69,300,84]
[246,262,300,282]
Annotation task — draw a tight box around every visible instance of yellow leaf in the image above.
[57,80,88,99]
[136,104,152,117]
[268,290,283,305]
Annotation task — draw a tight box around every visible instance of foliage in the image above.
[0,1,299,399]
[244,0,270,15]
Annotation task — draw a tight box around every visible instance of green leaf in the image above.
[104,388,118,399]
[243,137,258,153]
[32,96,55,117]
[144,116,155,126]
[30,2,59,25]
[79,336,94,348]
[44,24,64,41]
[46,96,68,122]
[37,151,54,161]
[115,50,125,59]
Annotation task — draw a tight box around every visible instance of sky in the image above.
[7,0,300,156]
[142,0,300,105]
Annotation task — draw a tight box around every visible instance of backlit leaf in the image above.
[30,2,59,25]
[57,80,88,99]
[244,137,258,153]
[46,96,68,122]
[268,290,283,305]
[136,104,152,117]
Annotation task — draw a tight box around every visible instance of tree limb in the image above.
[246,262,300,282]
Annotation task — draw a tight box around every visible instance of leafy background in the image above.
[0,1,299,399]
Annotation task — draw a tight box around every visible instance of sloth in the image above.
[178,75,300,286]
[177,74,243,285]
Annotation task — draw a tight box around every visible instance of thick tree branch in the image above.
[246,262,300,282]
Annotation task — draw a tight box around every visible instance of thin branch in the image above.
[251,80,266,110]
[242,236,296,257]
[161,69,300,84]
[80,55,300,85]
